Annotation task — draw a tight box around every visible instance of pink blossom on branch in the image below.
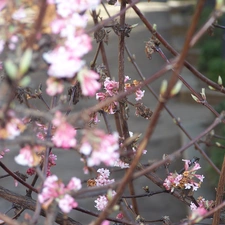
[77,68,101,97]
[52,112,77,149]
[46,77,64,96]
[80,129,119,166]
[43,46,85,78]
[38,175,81,213]
[163,159,204,192]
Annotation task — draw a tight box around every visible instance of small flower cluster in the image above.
[163,159,204,192]
[14,145,44,167]
[188,197,214,223]
[94,168,116,211]
[190,197,214,211]
[80,129,119,167]
[96,77,145,114]
[44,0,101,97]
[52,111,77,149]
[26,152,57,177]
[38,175,81,213]
[0,112,26,140]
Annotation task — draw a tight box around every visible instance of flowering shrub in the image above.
[0,0,224,225]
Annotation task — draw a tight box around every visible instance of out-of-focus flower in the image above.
[77,68,100,97]
[135,89,145,101]
[95,168,115,186]
[14,145,43,167]
[46,77,64,96]
[52,112,77,149]
[38,175,81,213]
[0,0,6,11]
[190,197,214,211]
[189,206,207,223]
[43,46,85,78]
[58,194,78,213]
[113,159,129,168]
[0,113,26,140]
[163,159,204,192]
[80,129,119,166]
[95,195,108,211]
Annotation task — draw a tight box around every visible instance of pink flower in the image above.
[65,34,91,58]
[80,129,119,166]
[52,112,77,149]
[94,195,108,211]
[52,123,77,149]
[58,194,78,213]
[38,175,81,213]
[189,207,207,223]
[77,68,100,97]
[104,78,119,96]
[96,92,118,114]
[101,221,110,225]
[66,177,82,191]
[116,212,124,219]
[95,168,115,187]
[0,0,7,11]
[135,89,145,101]
[27,168,36,176]
[163,159,204,192]
[43,46,85,78]
[46,77,64,96]
[14,145,41,167]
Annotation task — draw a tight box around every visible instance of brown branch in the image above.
[212,156,225,225]
[131,1,225,94]
[0,186,82,225]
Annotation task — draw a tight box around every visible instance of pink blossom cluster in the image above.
[163,159,205,192]
[26,152,57,177]
[52,111,77,149]
[44,0,101,97]
[80,129,119,166]
[14,145,44,167]
[94,168,116,211]
[190,197,214,211]
[0,112,26,140]
[38,175,81,213]
[96,77,145,114]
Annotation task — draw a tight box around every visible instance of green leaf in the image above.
[4,59,18,79]
[19,48,32,76]
[19,76,31,87]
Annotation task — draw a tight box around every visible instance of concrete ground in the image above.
[0,1,220,224]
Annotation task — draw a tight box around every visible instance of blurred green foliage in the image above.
[197,7,225,82]
[198,7,225,185]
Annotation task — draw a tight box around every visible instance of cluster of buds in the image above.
[163,159,204,192]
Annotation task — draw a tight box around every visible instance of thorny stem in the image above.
[212,156,225,225]
[125,44,221,175]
